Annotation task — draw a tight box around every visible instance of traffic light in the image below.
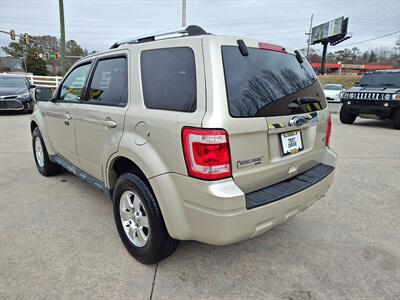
[24,33,29,45]
[10,30,16,41]
[45,52,50,60]
[34,52,39,59]
[54,53,59,60]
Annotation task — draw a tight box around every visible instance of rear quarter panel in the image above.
[106,37,207,185]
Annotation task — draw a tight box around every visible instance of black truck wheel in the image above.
[393,109,400,130]
[340,106,357,124]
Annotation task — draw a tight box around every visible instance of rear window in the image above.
[323,84,342,90]
[140,47,196,112]
[222,46,324,117]
[87,57,128,106]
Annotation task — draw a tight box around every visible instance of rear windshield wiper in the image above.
[288,96,320,113]
[295,96,320,104]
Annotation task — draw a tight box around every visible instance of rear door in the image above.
[211,39,330,193]
[75,53,129,180]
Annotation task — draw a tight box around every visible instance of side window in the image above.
[87,57,128,106]
[140,47,196,112]
[59,63,91,102]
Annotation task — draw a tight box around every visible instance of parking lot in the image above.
[0,113,399,299]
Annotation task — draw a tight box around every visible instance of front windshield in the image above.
[359,72,400,87]
[323,84,341,90]
[0,77,27,88]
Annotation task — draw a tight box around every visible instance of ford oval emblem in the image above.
[289,116,307,127]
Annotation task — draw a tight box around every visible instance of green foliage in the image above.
[25,51,47,75]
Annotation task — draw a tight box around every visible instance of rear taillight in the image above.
[326,115,332,147]
[182,127,232,180]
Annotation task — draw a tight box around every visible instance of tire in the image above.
[340,106,357,124]
[32,127,62,176]
[113,173,179,264]
[393,109,400,130]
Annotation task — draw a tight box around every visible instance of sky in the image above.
[0,0,399,56]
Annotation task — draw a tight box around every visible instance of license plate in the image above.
[280,130,304,156]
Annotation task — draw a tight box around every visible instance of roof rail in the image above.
[110,25,208,49]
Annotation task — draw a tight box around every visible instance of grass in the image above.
[318,74,361,89]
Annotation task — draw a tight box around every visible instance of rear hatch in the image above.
[219,41,330,193]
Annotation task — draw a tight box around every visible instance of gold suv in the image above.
[31,26,336,264]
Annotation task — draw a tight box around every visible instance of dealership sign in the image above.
[311,17,348,44]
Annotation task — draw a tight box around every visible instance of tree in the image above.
[368,50,377,62]
[65,40,87,70]
[1,36,48,75]
[25,51,48,75]
[332,48,356,63]
[1,35,91,75]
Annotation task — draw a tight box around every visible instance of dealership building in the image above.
[311,63,394,74]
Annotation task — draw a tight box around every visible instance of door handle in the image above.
[65,113,72,120]
[102,119,117,128]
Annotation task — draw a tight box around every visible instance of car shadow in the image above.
[0,111,32,116]
[354,118,394,129]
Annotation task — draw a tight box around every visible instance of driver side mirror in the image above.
[34,87,53,102]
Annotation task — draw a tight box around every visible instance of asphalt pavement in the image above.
[0,113,399,299]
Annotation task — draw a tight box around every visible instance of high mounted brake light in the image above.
[182,128,232,180]
[258,42,287,53]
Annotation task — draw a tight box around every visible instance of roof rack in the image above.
[110,25,208,49]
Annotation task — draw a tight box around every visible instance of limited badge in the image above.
[237,156,263,169]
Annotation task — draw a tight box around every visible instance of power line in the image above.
[333,31,400,48]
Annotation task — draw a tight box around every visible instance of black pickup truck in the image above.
[339,70,400,129]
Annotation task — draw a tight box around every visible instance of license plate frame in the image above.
[280,130,304,156]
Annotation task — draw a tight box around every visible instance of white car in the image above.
[323,84,343,103]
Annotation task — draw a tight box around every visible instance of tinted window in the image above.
[59,63,91,102]
[222,46,324,117]
[360,72,400,88]
[141,47,196,112]
[87,57,128,106]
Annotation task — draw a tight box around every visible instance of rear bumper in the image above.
[150,148,336,245]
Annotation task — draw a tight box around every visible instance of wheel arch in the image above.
[107,156,149,190]
[106,155,179,238]
[30,120,38,133]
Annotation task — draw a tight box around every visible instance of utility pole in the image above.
[59,0,66,75]
[22,45,28,73]
[182,0,186,27]
[306,14,314,60]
